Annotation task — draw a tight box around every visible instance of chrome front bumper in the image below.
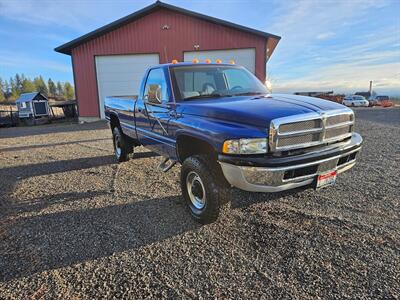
[219,133,363,192]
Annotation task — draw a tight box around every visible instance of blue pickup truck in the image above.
[105,62,363,223]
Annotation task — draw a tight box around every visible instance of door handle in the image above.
[169,111,178,118]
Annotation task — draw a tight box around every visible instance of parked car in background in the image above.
[368,98,379,107]
[342,95,369,107]
[374,95,394,107]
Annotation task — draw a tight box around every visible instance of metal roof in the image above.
[16,92,47,103]
[55,1,281,55]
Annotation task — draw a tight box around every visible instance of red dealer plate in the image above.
[315,170,337,190]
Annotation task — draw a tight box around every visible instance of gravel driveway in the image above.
[0,108,399,299]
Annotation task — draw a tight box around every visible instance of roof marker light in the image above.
[229,59,235,64]
[171,59,178,64]
[205,58,211,64]
[192,58,199,63]
[216,59,222,64]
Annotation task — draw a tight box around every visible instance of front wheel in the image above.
[112,127,133,162]
[181,155,231,224]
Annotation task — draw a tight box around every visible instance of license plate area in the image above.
[315,170,337,190]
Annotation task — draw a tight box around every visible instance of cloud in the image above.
[266,0,399,95]
[267,0,391,59]
[0,0,146,33]
[0,0,87,32]
[316,32,335,40]
[268,0,389,37]
[0,51,71,73]
[272,62,400,95]
[0,27,68,43]
[0,0,162,36]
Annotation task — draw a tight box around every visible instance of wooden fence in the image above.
[0,109,19,127]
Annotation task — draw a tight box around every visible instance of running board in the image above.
[158,157,177,172]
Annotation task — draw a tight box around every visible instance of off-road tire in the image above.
[181,155,231,224]
[112,127,132,162]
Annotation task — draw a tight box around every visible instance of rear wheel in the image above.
[112,127,133,162]
[181,155,231,224]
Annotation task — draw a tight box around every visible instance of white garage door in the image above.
[184,48,256,73]
[95,54,159,118]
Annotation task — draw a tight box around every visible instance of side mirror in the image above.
[146,84,162,104]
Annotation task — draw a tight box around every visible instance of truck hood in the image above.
[178,94,347,128]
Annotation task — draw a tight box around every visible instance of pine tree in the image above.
[56,81,64,97]
[0,78,5,102]
[15,74,23,94]
[10,77,19,100]
[21,78,36,93]
[48,78,57,97]
[63,82,75,99]
[33,76,48,96]
[3,80,10,100]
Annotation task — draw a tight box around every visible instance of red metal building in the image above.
[55,1,280,120]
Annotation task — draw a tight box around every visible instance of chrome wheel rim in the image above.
[114,134,122,157]
[186,171,206,210]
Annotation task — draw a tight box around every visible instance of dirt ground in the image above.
[0,107,399,299]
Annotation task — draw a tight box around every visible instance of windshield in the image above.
[377,96,389,100]
[170,65,268,101]
[354,96,366,100]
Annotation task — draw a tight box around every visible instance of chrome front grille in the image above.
[325,125,352,139]
[279,119,322,133]
[278,133,321,147]
[326,114,352,126]
[269,110,354,152]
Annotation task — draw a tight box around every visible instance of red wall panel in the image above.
[72,8,267,117]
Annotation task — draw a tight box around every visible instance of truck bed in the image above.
[104,96,137,114]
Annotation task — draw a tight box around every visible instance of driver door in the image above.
[141,68,176,156]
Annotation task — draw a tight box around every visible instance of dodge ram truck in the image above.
[104,62,363,223]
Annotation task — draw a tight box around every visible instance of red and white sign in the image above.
[316,171,337,190]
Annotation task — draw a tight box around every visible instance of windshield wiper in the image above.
[230,92,265,97]
[184,93,229,100]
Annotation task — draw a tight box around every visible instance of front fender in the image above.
[174,115,267,153]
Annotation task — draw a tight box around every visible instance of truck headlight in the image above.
[222,138,267,154]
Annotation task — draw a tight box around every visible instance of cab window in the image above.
[144,68,169,104]
[170,65,267,100]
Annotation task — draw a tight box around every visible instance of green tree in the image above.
[0,78,5,102]
[34,76,48,96]
[10,77,19,100]
[56,81,64,97]
[48,78,57,97]
[63,82,75,99]
[21,78,36,93]
[15,74,23,94]
[3,79,10,100]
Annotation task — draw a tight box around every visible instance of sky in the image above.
[0,0,399,95]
